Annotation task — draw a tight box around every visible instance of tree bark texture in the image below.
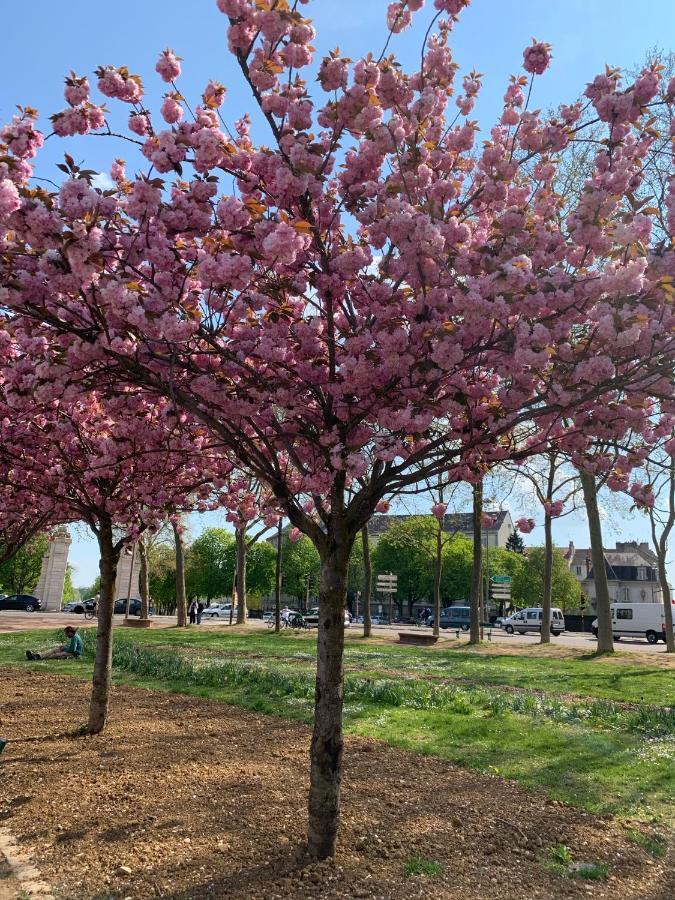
[235,526,247,624]
[274,519,283,633]
[361,525,372,639]
[87,518,120,735]
[540,512,553,645]
[138,537,150,619]
[172,519,187,627]
[433,524,442,638]
[308,539,351,860]
[657,554,674,653]
[469,482,483,645]
[578,471,614,653]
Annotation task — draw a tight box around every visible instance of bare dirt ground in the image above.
[0,668,672,900]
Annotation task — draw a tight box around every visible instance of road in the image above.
[0,610,671,653]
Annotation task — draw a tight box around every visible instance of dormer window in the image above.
[637,567,647,581]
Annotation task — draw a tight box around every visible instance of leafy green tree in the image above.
[246,540,276,608]
[511,547,581,611]
[61,563,78,602]
[281,534,321,607]
[187,528,235,602]
[0,533,48,595]
[505,530,526,554]
[80,575,101,599]
[440,536,474,603]
[148,543,177,614]
[372,516,437,614]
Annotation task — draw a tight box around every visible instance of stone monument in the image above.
[34,527,71,611]
[114,545,142,601]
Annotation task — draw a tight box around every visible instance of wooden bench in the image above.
[398,632,437,646]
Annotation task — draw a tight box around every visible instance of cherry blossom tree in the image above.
[0,379,220,733]
[1,0,674,857]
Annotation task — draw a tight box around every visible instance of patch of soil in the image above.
[0,668,672,899]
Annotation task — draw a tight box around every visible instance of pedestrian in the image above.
[197,601,204,624]
[26,626,83,661]
[281,606,290,624]
[188,600,197,625]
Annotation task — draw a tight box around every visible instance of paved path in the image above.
[0,611,669,653]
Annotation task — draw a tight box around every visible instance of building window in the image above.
[622,588,630,603]
[637,567,647,580]
[574,565,582,575]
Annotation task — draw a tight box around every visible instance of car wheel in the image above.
[551,630,560,637]
[24,604,35,612]
[591,627,598,637]
[613,635,621,641]
[646,631,658,644]
[505,624,514,634]
[461,624,469,632]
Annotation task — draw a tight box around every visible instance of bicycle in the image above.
[84,604,98,620]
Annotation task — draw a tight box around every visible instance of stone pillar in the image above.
[114,545,142,601]
[34,527,72,611]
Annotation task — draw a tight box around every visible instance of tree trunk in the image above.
[172,519,187,627]
[138,537,150,619]
[657,553,674,653]
[433,524,442,638]
[274,519,283,633]
[469,482,483,644]
[578,471,613,653]
[88,518,120,735]
[235,526,247,624]
[361,525,372,638]
[308,538,351,860]
[541,513,553,645]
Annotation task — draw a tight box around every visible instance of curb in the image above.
[0,828,54,898]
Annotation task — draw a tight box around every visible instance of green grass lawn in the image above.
[1,627,674,826]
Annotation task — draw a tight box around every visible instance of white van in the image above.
[503,607,565,636]
[592,603,673,644]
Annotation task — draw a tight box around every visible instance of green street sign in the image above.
[491,575,512,584]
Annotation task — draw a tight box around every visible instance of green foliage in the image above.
[280,534,321,603]
[61,564,78,603]
[574,862,609,881]
[79,575,101,600]
[371,516,437,604]
[148,543,177,613]
[186,527,235,601]
[0,532,48,595]
[512,547,581,610]
[404,857,443,877]
[246,539,276,603]
[505,530,526,554]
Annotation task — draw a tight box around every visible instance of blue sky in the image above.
[2,1,673,586]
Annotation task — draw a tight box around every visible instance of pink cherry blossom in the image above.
[516,518,536,534]
[523,39,552,75]
[156,49,182,83]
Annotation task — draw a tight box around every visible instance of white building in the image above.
[563,540,664,610]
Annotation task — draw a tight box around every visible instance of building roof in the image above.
[368,510,511,538]
[567,541,657,571]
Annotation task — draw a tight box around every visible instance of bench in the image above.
[122,617,153,628]
[398,632,438,646]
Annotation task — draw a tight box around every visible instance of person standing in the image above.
[197,601,204,625]
[188,600,197,625]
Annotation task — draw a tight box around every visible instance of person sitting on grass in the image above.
[26,626,83,661]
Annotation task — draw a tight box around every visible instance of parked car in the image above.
[303,608,352,627]
[492,616,506,628]
[0,594,42,612]
[427,605,472,631]
[263,611,275,622]
[592,603,674,644]
[202,603,232,619]
[370,616,389,626]
[62,598,97,614]
[503,607,565,636]
[113,598,145,616]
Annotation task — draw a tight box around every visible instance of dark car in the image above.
[0,594,42,612]
[114,598,142,616]
[427,605,471,631]
[113,598,155,616]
